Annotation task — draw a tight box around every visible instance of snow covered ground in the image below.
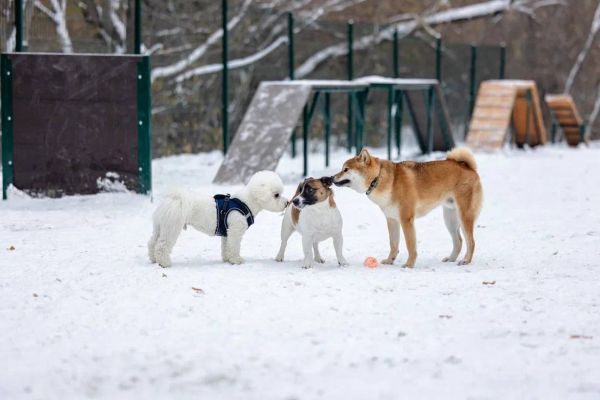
[1,144,600,400]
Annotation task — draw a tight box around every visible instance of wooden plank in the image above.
[471,108,513,119]
[475,98,516,108]
[470,119,510,130]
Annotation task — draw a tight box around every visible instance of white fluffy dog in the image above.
[148,171,288,267]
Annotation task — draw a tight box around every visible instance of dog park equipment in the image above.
[466,80,547,151]
[1,53,152,199]
[213,80,369,184]
[357,76,455,160]
[545,94,588,146]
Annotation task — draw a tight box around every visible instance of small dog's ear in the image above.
[358,148,371,165]
[320,176,334,187]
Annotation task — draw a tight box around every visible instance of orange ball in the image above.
[363,256,379,268]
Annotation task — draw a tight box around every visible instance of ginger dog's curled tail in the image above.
[447,147,477,171]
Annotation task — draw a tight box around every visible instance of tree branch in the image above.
[564,2,600,93]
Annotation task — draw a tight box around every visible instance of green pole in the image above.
[499,43,506,79]
[287,12,295,80]
[426,87,435,154]
[222,0,229,155]
[303,105,308,176]
[324,93,331,167]
[393,28,400,78]
[347,21,354,153]
[1,55,14,200]
[134,0,141,54]
[288,12,297,158]
[15,0,23,52]
[395,90,403,158]
[435,36,442,82]
[386,87,393,160]
[466,44,477,139]
[137,56,152,194]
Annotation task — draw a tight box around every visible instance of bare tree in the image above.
[35,0,72,52]
[564,2,600,93]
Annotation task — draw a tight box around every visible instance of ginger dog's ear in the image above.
[358,148,371,165]
[320,176,334,187]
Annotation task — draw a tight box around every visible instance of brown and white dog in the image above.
[333,148,483,267]
[275,177,348,268]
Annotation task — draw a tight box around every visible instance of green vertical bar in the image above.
[435,36,442,82]
[137,56,152,194]
[386,87,393,160]
[2,55,14,200]
[393,28,400,78]
[134,0,141,54]
[347,21,354,153]
[303,105,308,176]
[353,90,366,153]
[15,0,23,52]
[222,0,229,154]
[288,12,297,158]
[466,44,477,139]
[499,44,506,79]
[324,92,331,167]
[287,12,295,81]
[395,90,403,158]
[426,87,435,154]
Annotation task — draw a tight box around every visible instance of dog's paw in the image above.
[401,262,415,268]
[314,256,325,264]
[338,258,349,267]
[457,259,470,266]
[275,255,284,262]
[228,257,244,265]
[381,258,395,265]
[157,257,171,268]
[442,256,457,262]
[302,263,313,269]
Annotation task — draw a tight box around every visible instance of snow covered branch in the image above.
[35,0,73,53]
[588,83,600,136]
[151,0,252,82]
[174,35,289,83]
[295,0,562,78]
[564,2,600,93]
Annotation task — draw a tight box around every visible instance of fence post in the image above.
[393,27,400,78]
[288,12,297,158]
[15,0,23,52]
[134,0,141,54]
[222,0,229,155]
[324,93,331,167]
[466,44,477,138]
[435,36,442,82]
[499,43,506,79]
[347,21,354,153]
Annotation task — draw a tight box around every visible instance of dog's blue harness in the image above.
[214,194,254,237]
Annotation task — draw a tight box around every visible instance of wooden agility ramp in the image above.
[466,80,547,150]
[545,94,587,146]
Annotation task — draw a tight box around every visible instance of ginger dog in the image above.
[333,148,483,267]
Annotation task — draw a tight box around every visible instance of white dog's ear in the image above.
[358,148,371,165]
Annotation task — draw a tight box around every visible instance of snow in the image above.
[1,144,600,399]
[355,75,439,85]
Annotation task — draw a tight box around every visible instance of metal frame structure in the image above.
[300,83,369,176]
[216,5,508,161]
[363,79,454,159]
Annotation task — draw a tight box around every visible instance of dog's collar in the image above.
[366,168,382,196]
